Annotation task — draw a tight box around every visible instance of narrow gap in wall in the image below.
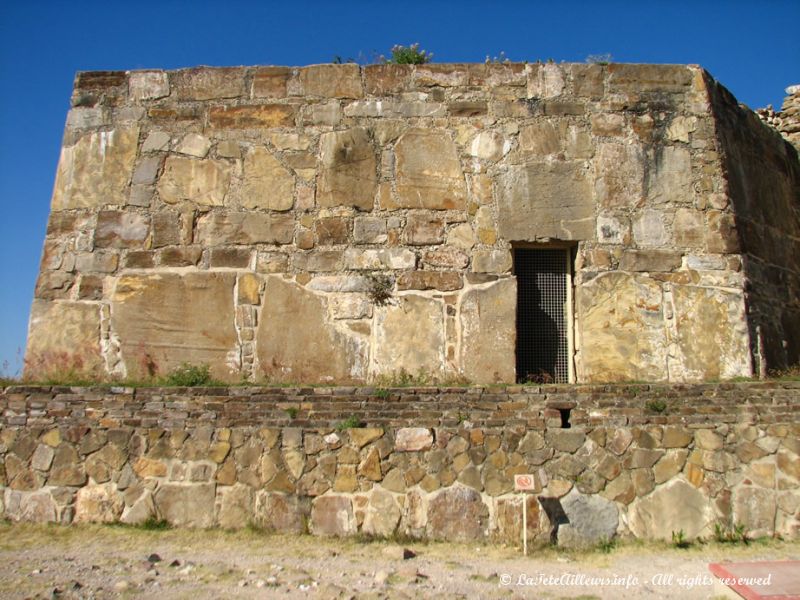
[559,408,571,429]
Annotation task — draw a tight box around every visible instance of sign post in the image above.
[514,474,536,556]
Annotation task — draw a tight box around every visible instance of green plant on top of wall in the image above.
[383,43,433,65]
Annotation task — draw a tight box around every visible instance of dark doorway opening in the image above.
[514,247,572,384]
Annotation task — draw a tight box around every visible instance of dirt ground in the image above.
[0,523,797,599]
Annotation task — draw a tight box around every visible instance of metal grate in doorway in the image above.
[515,248,571,384]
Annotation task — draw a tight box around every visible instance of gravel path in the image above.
[0,523,797,599]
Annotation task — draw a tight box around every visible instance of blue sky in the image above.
[0,0,798,376]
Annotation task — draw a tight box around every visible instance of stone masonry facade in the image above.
[25,63,800,384]
[1,383,798,543]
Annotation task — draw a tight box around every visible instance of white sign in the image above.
[514,474,536,491]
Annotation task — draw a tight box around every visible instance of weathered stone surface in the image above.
[594,142,644,209]
[208,104,295,129]
[732,487,777,538]
[252,67,289,98]
[176,133,211,158]
[311,495,355,536]
[459,279,516,383]
[173,67,244,100]
[94,211,149,249]
[120,490,156,525]
[405,214,444,245]
[494,496,551,544]
[3,490,58,523]
[74,483,123,523]
[217,483,254,529]
[240,147,294,211]
[299,64,362,98]
[157,156,232,206]
[257,277,366,383]
[395,129,467,210]
[362,489,401,537]
[498,162,593,240]
[653,450,689,484]
[396,271,462,292]
[353,217,387,244]
[647,146,693,205]
[52,126,139,210]
[318,128,377,211]
[154,483,215,527]
[471,250,512,274]
[129,71,169,101]
[427,486,488,541]
[423,247,469,270]
[112,273,238,380]
[628,479,714,540]
[395,428,434,452]
[25,300,103,379]
[577,273,667,382]
[546,430,586,454]
[671,286,751,381]
[606,64,693,92]
[196,212,294,245]
[373,296,444,377]
[254,491,307,533]
[557,490,619,548]
[348,428,384,448]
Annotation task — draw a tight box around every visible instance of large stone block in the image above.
[196,211,294,246]
[317,128,377,210]
[111,273,238,380]
[594,143,644,209]
[216,483,254,529]
[427,486,488,541]
[557,489,618,548]
[607,64,693,93]
[497,162,593,240]
[256,277,367,383]
[647,146,693,205]
[459,279,516,383]
[51,126,139,210]
[74,483,123,523]
[254,491,308,533]
[240,146,294,211]
[373,295,444,378]
[298,64,363,98]
[310,495,355,536]
[576,272,667,382]
[628,479,715,540]
[395,129,467,210]
[94,210,150,249]
[154,483,216,528]
[494,496,551,544]
[157,156,232,206]
[208,104,295,129]
[362,489,401,537]
[25,300,103,380]
[671,285,751,381]
[172,67,245,100]
[3,489,58,523]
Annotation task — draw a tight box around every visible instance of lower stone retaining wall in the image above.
[1,383,798,546]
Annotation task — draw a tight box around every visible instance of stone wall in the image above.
[756,85,800,153]
[27,62,800,384]
[2,383,798,544]
[710,81,800,372]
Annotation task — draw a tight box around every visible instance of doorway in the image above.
[514,247,574,384]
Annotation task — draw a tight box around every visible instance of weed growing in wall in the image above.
[160,363,215,387]
[336,416,364,430]
[366,273,394,307]
[383,43,433,65]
